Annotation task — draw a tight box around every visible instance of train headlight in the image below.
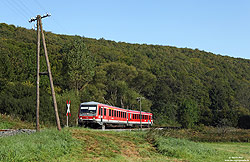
[93,117,95,120]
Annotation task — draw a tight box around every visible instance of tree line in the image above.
[0,23,250,128]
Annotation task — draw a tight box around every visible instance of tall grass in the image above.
[149,126,250,142]
[148,130,240,162]
[0,114,35,129]
[0,128,76,162]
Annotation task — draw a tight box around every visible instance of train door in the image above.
[108,109,111,122]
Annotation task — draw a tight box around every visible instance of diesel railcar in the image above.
[78,101,153,129]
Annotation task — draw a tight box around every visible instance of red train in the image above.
[78,101,153,129]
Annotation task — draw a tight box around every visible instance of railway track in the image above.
[0,129,35,137]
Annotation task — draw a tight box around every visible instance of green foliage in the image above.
[0,114,34,129]
[0,82,54,124]
[178,99,199,128]
[65,37,96,94]
[56,90,81,126]
[1,23,250,127]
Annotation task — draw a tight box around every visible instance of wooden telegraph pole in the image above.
[29,14,61,131]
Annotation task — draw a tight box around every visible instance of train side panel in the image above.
[78,101,153,127]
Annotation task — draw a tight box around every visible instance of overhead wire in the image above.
[2,0,71,35]
[32,0,71,34]
[13,0,32,17]
[3,0,29,21]
[18,0,36,17]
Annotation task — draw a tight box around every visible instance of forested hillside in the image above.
[0,23,250,128]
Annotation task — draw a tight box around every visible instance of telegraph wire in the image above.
[34,0,48,13]
[18,0,36,16]
[1,1,21,18]
[3,0,29,20]
[8,0,31,19]
[32,0,71,34]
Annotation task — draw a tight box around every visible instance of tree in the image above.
[178,99,199,128]
[66,37,96,95]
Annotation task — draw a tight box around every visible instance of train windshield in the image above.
[80,105,97,116]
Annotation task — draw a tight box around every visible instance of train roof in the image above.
[80,101,102,105]
[80,101,152,115]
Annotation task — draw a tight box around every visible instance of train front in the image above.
[78,102,98,127]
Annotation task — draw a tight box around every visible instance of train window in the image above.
[101,108,103,116]
[104,108,106,116]
[98,107,101,115]
[125,113,127,118]
[112,110,114,117]
[115,110,116,117]
[109,109,111,116]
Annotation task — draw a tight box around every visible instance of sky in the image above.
[0,0,249,59]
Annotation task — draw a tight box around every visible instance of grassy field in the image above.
[0,129,74,162]
[0,114,35,129]
[207,142,250,161]
[1,126,250,162]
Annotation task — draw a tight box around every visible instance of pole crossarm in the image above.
[29,13,51,23]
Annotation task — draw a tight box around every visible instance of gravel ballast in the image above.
[0,129,36,137]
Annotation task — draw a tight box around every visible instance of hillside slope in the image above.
[0,23,250,128]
